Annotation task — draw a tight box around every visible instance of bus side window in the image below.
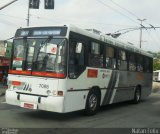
[88,42,103,68]
[137,55,143,72]
[117,50,127,70]
[69,41,85,79]
[144,57,153,73]
[106,46,116,69]
[129,53,136,71]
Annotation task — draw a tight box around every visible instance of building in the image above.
[0,40,11,84]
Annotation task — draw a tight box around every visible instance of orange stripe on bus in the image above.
[9,70,65,78]
[87,69,98,78]
[9,70,31,75]
[32,71,65,78]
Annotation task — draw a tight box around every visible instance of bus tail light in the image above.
[12,81,21,86]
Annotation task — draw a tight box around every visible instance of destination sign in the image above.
[32,30,61,36]
[15,27,67,37]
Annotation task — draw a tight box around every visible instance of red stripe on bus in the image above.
[87,69,98,78]
[9,70,65,78]
[14,58,24,61]
[32,71,65,78]
[9,70,31,75]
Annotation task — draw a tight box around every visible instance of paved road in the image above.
[0,92,160,129]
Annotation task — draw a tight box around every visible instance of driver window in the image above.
[69,41,85,79]
[34,40,65,72]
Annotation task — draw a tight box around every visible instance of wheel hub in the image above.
[89,94,97,110]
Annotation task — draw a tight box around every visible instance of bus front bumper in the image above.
[5,90,64,113]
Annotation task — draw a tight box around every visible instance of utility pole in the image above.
[27,0,30,27]
[137,18,146,48]
[0,0,18,10]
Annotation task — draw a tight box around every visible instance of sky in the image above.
[0,0,160,52]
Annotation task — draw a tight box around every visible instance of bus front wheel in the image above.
[84,90,100,116]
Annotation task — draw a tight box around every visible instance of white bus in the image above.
[6,25,153,115]
[153,70,160,82]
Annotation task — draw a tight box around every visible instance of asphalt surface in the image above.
[0,82,160,134]
[0,92,160,129]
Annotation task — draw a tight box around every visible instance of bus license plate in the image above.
[21,102,37,110]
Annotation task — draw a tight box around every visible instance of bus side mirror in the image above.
[76,43,82,54]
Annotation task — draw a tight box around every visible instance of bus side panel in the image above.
[141,73,152,99]
[64,91,89,112]
[64,69,152,112]
[64,68,112,113]
[106,71,152,104]
[103,71,135,105]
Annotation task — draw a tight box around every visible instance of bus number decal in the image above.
[39,84,49,89]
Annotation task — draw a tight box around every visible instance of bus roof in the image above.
[16,24,153,58]
[68,24,153,58]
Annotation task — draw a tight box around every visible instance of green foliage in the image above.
[148,51,160,71]
[153,59,160,71]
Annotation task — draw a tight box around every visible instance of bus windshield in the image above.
[11,38,67,74]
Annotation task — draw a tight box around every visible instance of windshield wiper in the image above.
[32,36,53,70]
[35,35,53,61]
[39,35,53,51]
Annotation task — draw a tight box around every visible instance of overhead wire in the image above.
[0,12,137,30]
[0,0,160,51]
[145,30,160,50]
[102,0,160,50]
[0,18,19,27]
[152,30,160,43]
[109,0,140,19]
[0,0,140,28]
[0,13,26,20]
[95,0,139,25]
[30,14,137,27]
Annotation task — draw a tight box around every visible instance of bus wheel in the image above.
[133,87,141,104]
[84,90,100,116]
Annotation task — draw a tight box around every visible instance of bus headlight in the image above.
[52,90,57,96]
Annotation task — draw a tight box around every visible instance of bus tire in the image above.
[84,90,100,116]
[133,87,141,104]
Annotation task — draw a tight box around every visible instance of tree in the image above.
[153,59,160,71]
